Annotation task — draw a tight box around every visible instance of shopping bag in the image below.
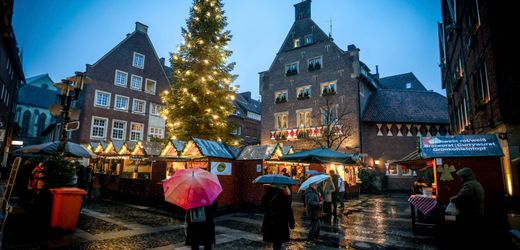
[445,202,459,215]
[189,207,206,223]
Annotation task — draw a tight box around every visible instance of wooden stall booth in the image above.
[235,143,296,206]
[86,140,165,201]
[398,135,507,234]
[160,138,239,208]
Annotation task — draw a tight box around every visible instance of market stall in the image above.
[397,134,506,234]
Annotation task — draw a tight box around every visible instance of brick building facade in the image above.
[260,0,449,182]
[1,0,25,166]
[439,0,519,197]
[73,22,170,145]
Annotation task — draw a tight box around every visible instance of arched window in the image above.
[21,111,31,136]
[37,114,47,136]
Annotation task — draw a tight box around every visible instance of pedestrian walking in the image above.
[185,201,218,250]
[450,167,484,249]
[329,170,339,216]
[305,183,323,242]
[261,184,295,250]
[15,159,35,208]
[321,176,335,222]
[337,175,345,208]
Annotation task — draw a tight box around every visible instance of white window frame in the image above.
[130,122,144,141]
[130,74,143,91]
[275,90,288,103]
[114,70,128,87]
[321,104,338,125]
[111,120,127,140]
[132,52,145,69]
[305,35,313,45]
[296,108,312,128]
[307,56,322,70]
[149,127,164,139]
[145,79,156,94]
[90,116,108,139]
[150,103,162,116]
[94,90,111,108]
[285,62,299,76]
[114,94,129,111]
[296,85,312,99]
[274,111,289,130]
[132,99,146,114]
[321,80,337,96]
[294,38,301,48]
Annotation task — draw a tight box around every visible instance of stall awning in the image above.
[281,148,355,164]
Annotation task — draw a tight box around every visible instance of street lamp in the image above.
[49,71,90,154]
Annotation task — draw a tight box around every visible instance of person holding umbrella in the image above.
[186,201,218,250]
[261,184,295,250]
[162,168,223,250]
[305,182,323,242]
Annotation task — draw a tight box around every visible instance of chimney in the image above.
[135,22,148,33]
[375,65,379,75]
[160,57,165,66]
[294,0,311,21]
[240,91,252,101]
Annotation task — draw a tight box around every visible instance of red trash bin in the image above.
[50,187,87,231]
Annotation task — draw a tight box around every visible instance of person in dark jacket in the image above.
[261,184,295,250]
[450,167,485,248]
[186,201,218,250]
[305,183,322,242]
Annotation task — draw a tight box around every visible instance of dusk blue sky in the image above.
[13,0,442,99]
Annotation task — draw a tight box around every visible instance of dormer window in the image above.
[275,90,288,104]
[133,52,145,69]
[308,56,322,71]
[305,35,313,45]
[285,62,299,76]
[294,38,301,48]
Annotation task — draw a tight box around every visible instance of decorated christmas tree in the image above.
[162,0,238,145]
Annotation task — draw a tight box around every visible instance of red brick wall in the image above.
[73,30,169,143]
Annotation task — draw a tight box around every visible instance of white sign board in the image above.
[256,164,262,173]
[210,162,232,175]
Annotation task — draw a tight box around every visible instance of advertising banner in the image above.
[420,135,503,158]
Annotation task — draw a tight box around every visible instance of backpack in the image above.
[189,207,206,223]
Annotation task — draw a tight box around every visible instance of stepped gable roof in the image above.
[379,72,427,91]
[278,1,330,53]
[362,89,449,124]
[237,144,278,160]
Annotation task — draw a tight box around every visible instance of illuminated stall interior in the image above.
[86,141,163,180]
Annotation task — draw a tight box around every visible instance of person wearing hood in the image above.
[261,184,295,250]
[450,167,484,248]
[305,183,323,242]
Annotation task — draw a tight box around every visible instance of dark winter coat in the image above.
[451,168,485,223]
[185,201,217,246]
[304,187,321,218]
[261,186,295,243]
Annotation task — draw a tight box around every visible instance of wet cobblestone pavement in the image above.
[3,194,439,249]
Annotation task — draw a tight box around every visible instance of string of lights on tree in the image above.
[161,0,239,146]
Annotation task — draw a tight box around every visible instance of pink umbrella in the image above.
[162,168,222,210]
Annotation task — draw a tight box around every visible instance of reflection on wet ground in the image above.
[71,193,437,249]
[1,194,437,249]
